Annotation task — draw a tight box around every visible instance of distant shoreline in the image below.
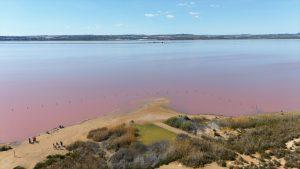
[1,33,299,41]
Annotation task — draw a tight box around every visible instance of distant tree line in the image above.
[0,33,300,41]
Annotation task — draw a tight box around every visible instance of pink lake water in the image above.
[0,40,300,142]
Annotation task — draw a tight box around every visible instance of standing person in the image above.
[56,142,60,148]
[33,137,37,143]
[53,143,57,150]
[28,138,32,144]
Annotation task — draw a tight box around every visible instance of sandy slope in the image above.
[0,98,181,169]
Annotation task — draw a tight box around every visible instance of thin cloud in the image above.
[189,11,200,19]
[210,4,220,8]
[177,3,187,6]
[166,14,175,19]
[115,23,124,27]
[145,13,159,18]
[189,12,199,15]
[177,1,195,7]
[145,12,175,19]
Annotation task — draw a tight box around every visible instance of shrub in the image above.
[109,148,135,169]
[13,166,26,169]
[33,154,66,169]
[87,127,109,142]
[172,134,237,168]
[294,140,300,146]
[67,141,106,157]
[47,153,108,169]
[109,141,172,169]
[176,133,191,141]
[217,160,227,167]
[226,116,300,154]
[108,132,137,150]
[269,148,288,159]
[34,141,107,169]
[284,152,300,168]
[88,124,138,150]
[0,145,12,152]
[164,116,204,133]
[218,114,300,129]
[180,151,212,168]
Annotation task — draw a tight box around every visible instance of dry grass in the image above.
[171,134,236,168]
[87,124,138,150]
[87,127,110,142]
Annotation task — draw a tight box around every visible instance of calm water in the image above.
[0,40,300,142]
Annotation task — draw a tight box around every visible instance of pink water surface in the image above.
[0,40,299,142]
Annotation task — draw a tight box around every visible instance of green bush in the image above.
[164,116,206,133]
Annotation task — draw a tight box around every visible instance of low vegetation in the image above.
[33,141,108,169]
[13,166,26,169]
[0,145,12,152]
[266,148,300,168]
[33,112,300,169]
[133,123,176,145]
[171,134,237,168]
[224,114,300,155]
[88,124,138,150]
[217,113,300,129]
[109,141,173,169]
[218,112,300,168]
[164,115,208,133]
[34,124,175,169]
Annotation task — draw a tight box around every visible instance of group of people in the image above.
[53,141,65,150]
[28,137,38,144]
[46,125,65,134]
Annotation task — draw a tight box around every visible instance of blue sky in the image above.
[0,0,299,35]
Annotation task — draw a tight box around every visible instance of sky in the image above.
[0,0,299,35]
